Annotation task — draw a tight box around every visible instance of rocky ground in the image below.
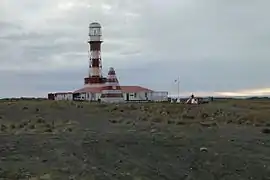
[0,99,270,180]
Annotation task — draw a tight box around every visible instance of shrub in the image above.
[44,128,53,133]
[29,124,35,129]
[261,128,270,134]
[10,124,16,129]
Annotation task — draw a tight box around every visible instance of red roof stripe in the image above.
[73,86,153,93]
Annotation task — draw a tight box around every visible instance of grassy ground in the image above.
[0,99,270,180]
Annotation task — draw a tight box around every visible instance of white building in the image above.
[49,86,168,102]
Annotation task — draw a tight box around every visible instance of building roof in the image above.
[74,87,102,94]
[121,86,154,93]
[73,86,153,94]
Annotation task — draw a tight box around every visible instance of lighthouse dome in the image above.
[89,22,101,28]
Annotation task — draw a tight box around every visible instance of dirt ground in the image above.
[0,99,270,180]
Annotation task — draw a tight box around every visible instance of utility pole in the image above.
[177,77,180,101]
[175,77,180,101]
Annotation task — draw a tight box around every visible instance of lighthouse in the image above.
[48,22,169,103]
[84,22,106,86]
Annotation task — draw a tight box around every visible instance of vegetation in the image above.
[0,99,269,179]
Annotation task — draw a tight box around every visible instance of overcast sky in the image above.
[0,0,270,97]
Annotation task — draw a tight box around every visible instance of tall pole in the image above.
[177,77,180,100]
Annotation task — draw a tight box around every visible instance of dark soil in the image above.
[0,100,270,180]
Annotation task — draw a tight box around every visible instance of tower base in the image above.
[84,77,107,85]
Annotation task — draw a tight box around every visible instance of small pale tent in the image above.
[185,94,198,104]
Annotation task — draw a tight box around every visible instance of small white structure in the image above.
[186,94,198,104]
[100,67,125,103]
[54,92,73,101]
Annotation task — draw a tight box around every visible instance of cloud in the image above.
[217,88,270,97]
[0,0,270,97]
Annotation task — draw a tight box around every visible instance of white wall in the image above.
[123,91,151,101]
[73,92,102,101]
[149,91,169,101]
[86,92,101,101]
[123,91,168,101]
[54,91,168,102]
[55,93,73,101]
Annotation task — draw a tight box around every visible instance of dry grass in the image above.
[94,99,270,128]
[1,99,270,129]
[0,100,79,135]
[0,99,270,179]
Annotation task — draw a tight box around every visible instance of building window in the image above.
[145,92,148,97]
[134,93,137,98]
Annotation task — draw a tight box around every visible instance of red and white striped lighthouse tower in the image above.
[100,67,124,103]
[84,22,106,86]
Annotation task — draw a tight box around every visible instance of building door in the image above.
[145,92,148,101]
[91,93,95,101]
[126,93,129,101]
